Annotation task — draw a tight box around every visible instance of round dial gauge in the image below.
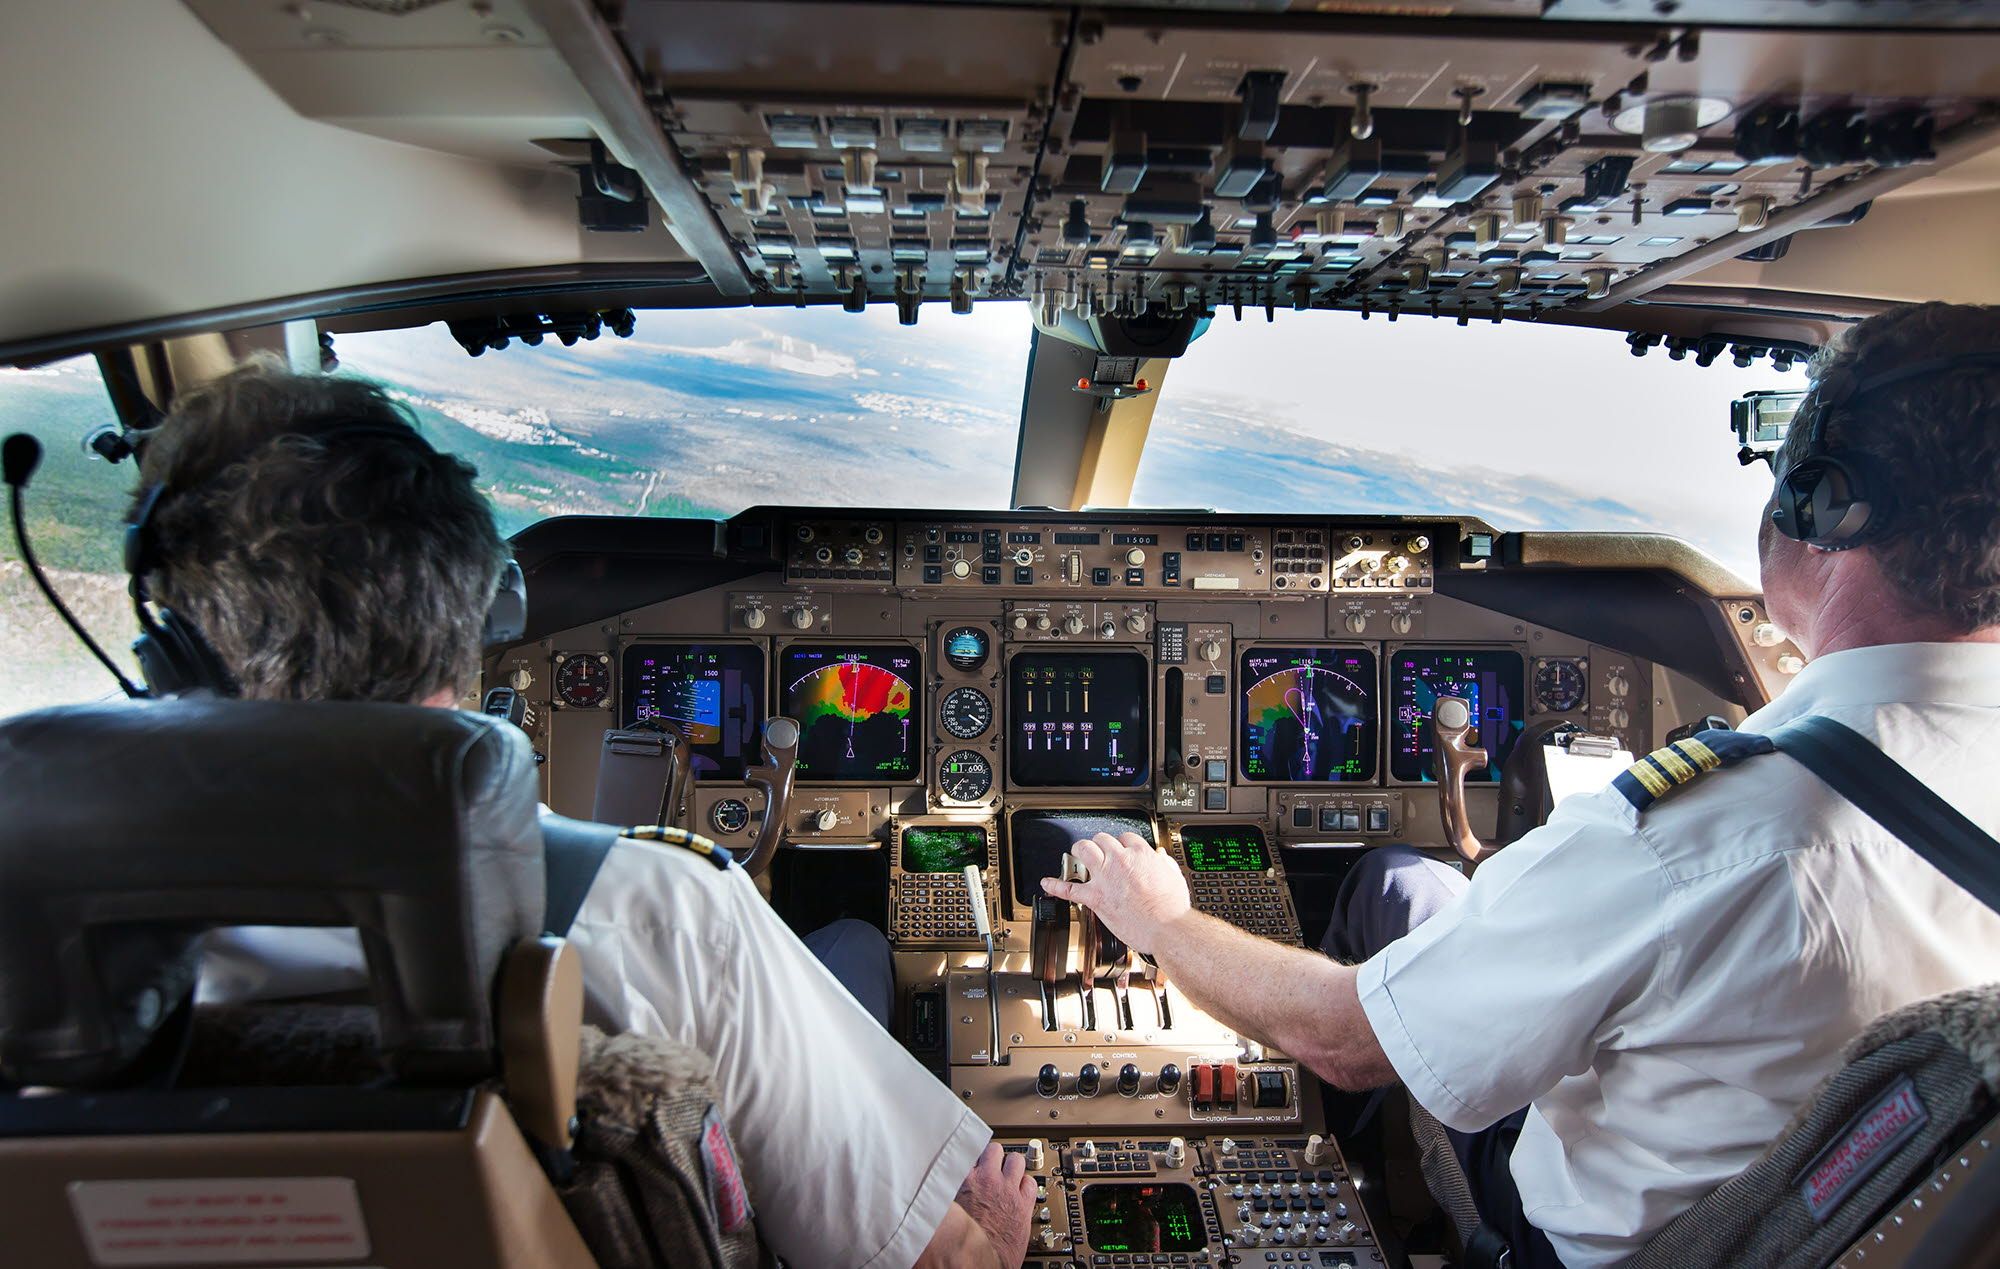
[938,750,994,802]
[709,798,751,836]
[942,625,990,672]
[939,686,993,739]
[1534,658,1587,713]
[555,655,611,709]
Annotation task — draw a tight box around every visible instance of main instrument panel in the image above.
[500,507,1773,1265]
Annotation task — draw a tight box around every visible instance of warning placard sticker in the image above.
[68,1177,371,1266]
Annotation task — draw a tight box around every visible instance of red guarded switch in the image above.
[1217,1063,1238,1109]
[1191,1063,1216,1108]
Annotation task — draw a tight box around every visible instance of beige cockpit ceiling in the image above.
[3,0,1999,363]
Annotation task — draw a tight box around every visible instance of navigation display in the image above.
[1237,647,1377,782]
[781,645,922,781]
[901,825,988,873]
[1008,652,1148,787]
[1082,1184,1205,1253]
[620,643,764,779]
[1391,649,1525,783]
[1180,824,1271,873]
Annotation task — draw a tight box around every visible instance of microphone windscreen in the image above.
[2,433,43,489]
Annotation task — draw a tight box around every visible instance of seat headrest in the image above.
[0,699,544,1088]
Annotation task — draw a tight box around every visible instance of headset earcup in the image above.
[134,607,239,697]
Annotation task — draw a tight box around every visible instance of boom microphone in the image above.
[4,431,145,699]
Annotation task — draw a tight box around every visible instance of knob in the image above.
[1026,1138,1046,1169]
[1158,1063,1182,1094]
[1125,612,1147,635]
[787,605,816,630]
[1359,555,1382,572]
[814,808,840,832]
[1014,547,1035,567]
[1035,1064,1060,1098]
[1063,613,1086,635]
[1198,638,1223,662]
[741,605,768,630]
[1013,612,1030,631]
[1389,612,1413,635]
[1237,1228,1261,1248]
[1037,1228,1061,1252]
[1343,612,1367,634]
[1036,1206,1051,1223]
[1077,1140,1097,1160]
[863,525,884,545]
[1241,1039,1265,1062]
[1076,1063,1101,1096]
[843,546,864,565]
[1026,612,1049,632]
[507,666,534,691]
[1334,1203,1349,1220]
[1388,555,1409,572]
[1304,1134,1329,1165]
[1607,707,1631,730]
[1777,653,1806,675]
[1336,1221,1359,1245]
[795,524,816,543]
[1407,535,1430,553]
[1118,1063,1141,1096]
[1752,621,1786,648]
[951,559,972,579]
[1218,1137,1237,1156]
[1290,1228,1310,1247]
[1346,535,1366,551]
[1165,1136,1186,1167]
[814,545,834,564]
[1099,620,1117,639]
[1124,547,1146,566]
[1607,674,1631,698]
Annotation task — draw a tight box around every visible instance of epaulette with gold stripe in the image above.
[1613,729,1776,811]
[622,824,735,869]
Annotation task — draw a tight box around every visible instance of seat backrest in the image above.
[0,699,598,1267]
[1627,981,2000,1269]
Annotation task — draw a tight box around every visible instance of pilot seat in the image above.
[0,699,763,1269]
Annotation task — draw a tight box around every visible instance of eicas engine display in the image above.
[516,510,1710,1264]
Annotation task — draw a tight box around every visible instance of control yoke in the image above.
[741,715,800,876]
[1431,696,1497,864]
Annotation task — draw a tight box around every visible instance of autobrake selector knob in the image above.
[1035,1064,1060,1098]
[1158,1063,1183,1094]
[813,808,840,832]
[1076,1063,1101,1096]
[1118,1063,1141,1096]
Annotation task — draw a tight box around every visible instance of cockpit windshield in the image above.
[1131,312,1795,582]
[336,306,1034,533]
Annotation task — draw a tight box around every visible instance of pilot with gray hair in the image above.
[1045,302,2000,1267]
[128,362,1037,1269]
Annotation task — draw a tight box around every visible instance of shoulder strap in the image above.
[542,813,624,937]
[1768,715,2000,918]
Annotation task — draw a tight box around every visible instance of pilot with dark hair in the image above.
[139,361,1035,1269]
[1048,303,2000,1267]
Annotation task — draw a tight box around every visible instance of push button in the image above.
[1365,805,1390,833]
[1205,758,1228,782]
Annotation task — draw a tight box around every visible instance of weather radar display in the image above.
[1238,647,1377,782]
[782,646,922,780]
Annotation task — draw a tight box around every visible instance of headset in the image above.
[1771,349,2000,550]
[124,423,529,698]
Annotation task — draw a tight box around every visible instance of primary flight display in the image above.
[620,643,765,779]
[1390,649,1526,782]
[1238,647,1377,782]
[782,645,922,781]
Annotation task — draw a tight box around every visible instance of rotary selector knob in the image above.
[863,525,884,545]
[1026,1138,1047,1169]
[1037,1229,1061,1252]
[1014,547,1035,567]
[507,665,534,691]
[1063,613,1087,636]
[1389,612,1413,635]
[1198,638,1224,662]
[1607,674,1631,698]
[741,605,768,630]
[1343,612,1368,634]
[787,605,817,630]
[1125,612,1147,635]
[1124,547,1146,566]
[1752,622,1786,647]
[1077,1140,1097,1160]
[1607,707,1631,731]
[1388,555,1409,572]
[1218,1138,1237,1156]
[843,546,864,565]
[1778,653,1806,675]
[1407,535,1430,553]
[951,559,972,579]
[814,546,834,564]
[814,808,840,832]
[1304,1134,1329,1165]
[1034,613,1053,632]
[1013,612,1030,631]
[1165,1136,1186,1166]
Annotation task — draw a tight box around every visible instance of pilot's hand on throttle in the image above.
[1041,831,1191,954]
[956,1141,1036,1267]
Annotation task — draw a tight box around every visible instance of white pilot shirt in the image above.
[200,836,990,1269]
[1355,641,2000,1268]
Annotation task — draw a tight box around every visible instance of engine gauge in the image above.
[1533,658,1587,714]
[939,686,993,739]
[555,654,611,709]
[942,625,990,672]
[938,750,994,802]
[709,798,751,836]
